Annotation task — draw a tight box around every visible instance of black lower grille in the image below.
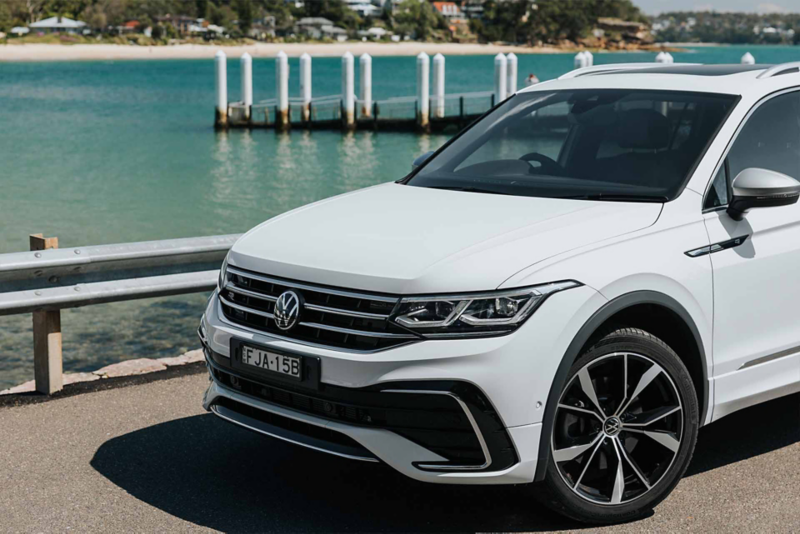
[207,348,518,472]
[213,396,374,458]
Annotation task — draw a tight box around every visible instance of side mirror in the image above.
[411,151,434,171]
[727,168,800,221]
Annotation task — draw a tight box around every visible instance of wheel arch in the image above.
[533,290,709,482]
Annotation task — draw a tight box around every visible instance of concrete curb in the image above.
[0,349,204,395]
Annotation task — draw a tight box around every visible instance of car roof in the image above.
[519,62,800,98]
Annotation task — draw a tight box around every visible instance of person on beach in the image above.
[525,73,540,86]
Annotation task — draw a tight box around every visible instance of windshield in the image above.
[406,89,737,201]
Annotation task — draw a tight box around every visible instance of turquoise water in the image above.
[1,44,798,388]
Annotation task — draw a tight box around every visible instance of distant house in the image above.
[155,15,195,35]
[10,26,30,36]
[432,2,463,20]
[357,27,389,40]
[248,16,276,40]
[322,25,349,42]
[343,0,380,17]
[460,0,483,19]
[295,17,334,38]
[120,20,140,33]
[29,16,87,34]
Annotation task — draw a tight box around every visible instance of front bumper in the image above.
[200,284,601,485]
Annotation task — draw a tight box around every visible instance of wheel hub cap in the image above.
[603,416,622,437]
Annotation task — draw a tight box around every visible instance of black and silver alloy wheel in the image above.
[537,328,699,524]
[552,352,683,505]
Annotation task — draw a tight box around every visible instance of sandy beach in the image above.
[0,41,579,62]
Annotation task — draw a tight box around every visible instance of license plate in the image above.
[240,345,302,380]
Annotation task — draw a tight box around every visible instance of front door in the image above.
[703,90,800,419]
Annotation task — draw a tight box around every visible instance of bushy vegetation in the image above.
[470,0,647,45]
[652,11,800,44]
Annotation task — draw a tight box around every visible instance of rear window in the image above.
[407,89,737,201]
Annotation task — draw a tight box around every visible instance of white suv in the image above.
[199,63,800,523]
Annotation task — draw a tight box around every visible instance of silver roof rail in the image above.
[558,62,700,80]
[757,62,800,79]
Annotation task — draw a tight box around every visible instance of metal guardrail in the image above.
[1,233,241,394]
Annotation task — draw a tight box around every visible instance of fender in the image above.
[533,290,709,482]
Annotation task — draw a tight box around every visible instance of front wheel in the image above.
[537,328,699,524]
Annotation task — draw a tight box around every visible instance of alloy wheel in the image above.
[551,352,684,505]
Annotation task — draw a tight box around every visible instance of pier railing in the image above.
[0,233,240,395]
[225,90,496,131]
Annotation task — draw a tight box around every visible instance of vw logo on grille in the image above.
[274,290,302,331]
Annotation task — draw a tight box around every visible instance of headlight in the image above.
[392,281,581,338]
[218,253,230,290]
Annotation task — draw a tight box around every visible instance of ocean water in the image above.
[1,44,798,389]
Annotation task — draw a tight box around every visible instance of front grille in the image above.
[219,266,418,351]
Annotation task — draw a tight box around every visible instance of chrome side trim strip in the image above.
[227,266,399,303]
[210,404,380,463]
[739,345,800,370]
[685,235,749,258]
[299,321,417,339]
[381,389,493,471]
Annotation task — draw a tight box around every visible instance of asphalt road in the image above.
[1,370,798,533]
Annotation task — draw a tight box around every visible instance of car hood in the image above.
[229,183,662,294]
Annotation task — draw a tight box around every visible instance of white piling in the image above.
[359,53,372,118]
[416,52,430,130]
[583,51,594,66]
[665,52,674,64]
[240,52,252,122]
[300,52,312,122]
[655,51,667,63]
[275,50,289,130]
[432,53,445,119]
[342,52,355,129]
[574,52,587,70]
[214,50,227,128]
[494,53,507,103]
[741,52,755,65]
[506,52,518,95]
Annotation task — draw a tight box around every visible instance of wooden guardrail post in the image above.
[30,233,63,395]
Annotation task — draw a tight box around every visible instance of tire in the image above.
[536,327,699,524]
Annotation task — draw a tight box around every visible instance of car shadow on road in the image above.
[90,393,799,533]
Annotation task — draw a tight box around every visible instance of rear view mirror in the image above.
[412,151,434,171]
[727,168,800,220]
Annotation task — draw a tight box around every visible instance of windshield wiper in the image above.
[427,186,512,196]
[560,193,668,203]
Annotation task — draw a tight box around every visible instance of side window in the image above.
[727,91,800,182]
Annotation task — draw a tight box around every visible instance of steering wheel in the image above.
[519,152,563,176]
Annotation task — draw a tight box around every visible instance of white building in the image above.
[29,16,87,34]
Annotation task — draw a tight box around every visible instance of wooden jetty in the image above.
[212,50,519,133]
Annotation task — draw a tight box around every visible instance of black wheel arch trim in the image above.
[533,290,709,482]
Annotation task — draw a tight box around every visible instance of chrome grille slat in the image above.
[219,267,417,352]
[225,283,278,302]
[298,321,416,339]
[227,266,398,303]
[304,302,389,320]
[219,295,274,319]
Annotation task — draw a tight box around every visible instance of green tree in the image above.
[393,0,444,40]
[235,0,253,33]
